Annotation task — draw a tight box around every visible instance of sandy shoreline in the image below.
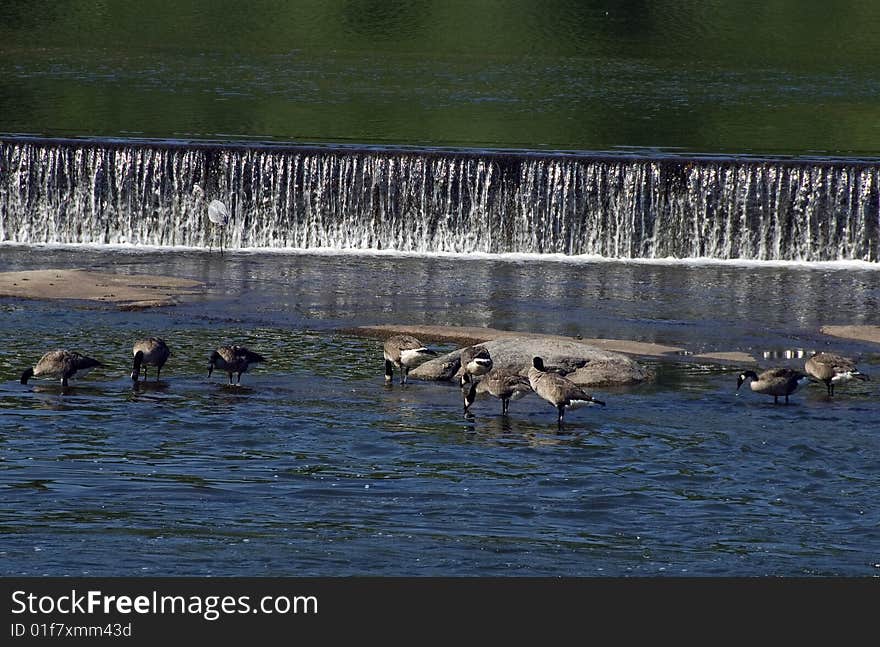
[0,269,204,309]
[2,267,875,360]
[820,325,880,346]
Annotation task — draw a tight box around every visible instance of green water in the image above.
[2,0,880,155]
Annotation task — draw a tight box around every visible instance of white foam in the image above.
[3,241,878,271]
[566,398,601,410]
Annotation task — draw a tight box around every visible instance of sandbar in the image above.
[0,269,204,309]
[820,325,880,345]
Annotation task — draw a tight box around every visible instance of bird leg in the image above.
[384,359,394,383]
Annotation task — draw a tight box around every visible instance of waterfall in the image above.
[1,138,878,261]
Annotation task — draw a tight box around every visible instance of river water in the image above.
[1,245,878,576]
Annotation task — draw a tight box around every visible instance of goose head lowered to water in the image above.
[21,349,103,388]
[208,345,266,385]
[382,334,437,385]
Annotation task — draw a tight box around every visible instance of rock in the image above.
[409,336,652,386]
[344,324,760,365]
[567,358,652,387]
[408,353,461,381]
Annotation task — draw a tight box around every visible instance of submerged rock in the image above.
[409,336,652,386]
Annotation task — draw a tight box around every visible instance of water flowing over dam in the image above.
[1,138,878,261]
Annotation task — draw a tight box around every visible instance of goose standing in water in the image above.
[461,368,532,416]
[804,352,869,396]
[131,337,171,382]
[383,334,437,384]
[528,356,605,428]
[736,368,809,404]
[208,345,266,385]
[459,345,493,381]
[21,350,103,388]
[458,344,494,410]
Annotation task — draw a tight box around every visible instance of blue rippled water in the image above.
[1,247,878,576]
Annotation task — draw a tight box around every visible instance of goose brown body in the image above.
[21,350,103,387]
[208,345,265,385]
[382,334,436,384]
[462,368,532,415]
[736,367,808,404]
[131,337,171,381]
[804,352,869,396]
[527,356,605,427]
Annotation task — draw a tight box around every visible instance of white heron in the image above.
[207,199,230,254]
[192,184,231,254]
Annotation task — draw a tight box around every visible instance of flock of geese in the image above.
[383,334,605,426]
[735,351,870,404]
[17,332,871,429]
[20,339,266,389]
[382,334,868,426]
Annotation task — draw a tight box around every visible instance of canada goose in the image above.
[804,352,869,396]
[461,369,532,415]
[207,345,266,385]
[131,337,171,382]
[457,344,494,409]
[20,349,103,387]
[383,334,437,384]
[736,368,809,404]
[459,345,493,379]
[527,356,605,428]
